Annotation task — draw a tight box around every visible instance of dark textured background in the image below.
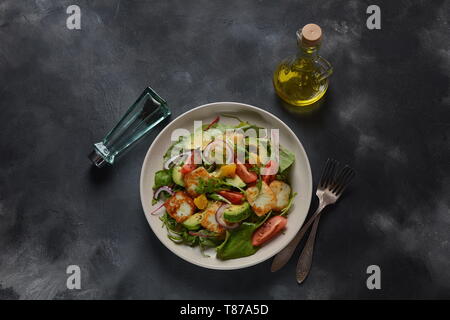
[0,0,449,299]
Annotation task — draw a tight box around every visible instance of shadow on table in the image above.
[275,88,333,120]
[87,164,115,186]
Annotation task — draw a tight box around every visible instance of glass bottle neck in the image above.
[299,44,320,57]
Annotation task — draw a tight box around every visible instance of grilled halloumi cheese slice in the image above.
[246,181,276,216]
[164,191,196,223]
[184,167,211,197]
[200,201,224,234]
[269,180,291,211]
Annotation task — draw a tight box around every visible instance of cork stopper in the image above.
[298,23,322,47]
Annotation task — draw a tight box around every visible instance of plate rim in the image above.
[139,101,312,270]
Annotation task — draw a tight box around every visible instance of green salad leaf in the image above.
[220,114,245,123]
[207,193,231,204]
[160,213,224,251]
[157,115,297,261]
[278,146,295,173]
[216,213,271,260]
[163,136,185,162]
[216,223,258,260]
[280,192,297,216]
[276,167,290,181]
[256,176,262,192]
[153,169,173,189]
[195,177,226,194]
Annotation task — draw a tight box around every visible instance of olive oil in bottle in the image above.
[273,23,333,106]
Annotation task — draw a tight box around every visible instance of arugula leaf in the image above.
[163,136,185,162]
[239,124,264,134]
[195,177,226,194]
[220,114,256,130]
[204,122,236,133]
[256,176,262,192]
[160,213,225,249]
[222,180,246,193]
[276,167,290,181]
[198,230,225,247]
[160,213,184,234]
[207,193,231,204]
[280,192,297,216]
[248,165,260,174]
[221,114,245,123]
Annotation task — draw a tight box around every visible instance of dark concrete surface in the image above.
[0,0,449,299]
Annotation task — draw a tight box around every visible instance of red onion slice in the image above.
[202,139,234,165]
[149,201,165,215]
[215,204,240,229]
[188,231,216,238]
[154,186,174,200]
[205,116,220,131]
[163,151,191,170]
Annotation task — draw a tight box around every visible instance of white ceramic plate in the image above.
[140,102,312,270]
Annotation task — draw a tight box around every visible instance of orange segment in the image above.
[194,194,208,210]
[219,164,236,178]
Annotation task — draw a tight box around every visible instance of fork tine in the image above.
[328,159,339,186]
[326,159,338,187]
[332,166,355,195]
[332,166,352,192]
[318,159,331,188]
[333,166,351,187]
[319,159,337,188]
[343,169,355,188]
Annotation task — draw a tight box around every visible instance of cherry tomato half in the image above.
[252,216,287,246]
[261,160,278,184]
[181,152,197,174]
[262,175,275,184]
[181,163,196,174]
[236,163,258,184]
[218,190,245,204]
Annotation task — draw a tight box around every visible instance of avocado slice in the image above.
[182,212,203,230]
[223,202,251,223]
[172,166,185,187]
[224,175,246,188]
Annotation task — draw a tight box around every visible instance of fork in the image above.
[296,162,355,283]
[270,159,355,275]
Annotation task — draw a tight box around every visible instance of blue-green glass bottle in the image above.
[89,87,170,167]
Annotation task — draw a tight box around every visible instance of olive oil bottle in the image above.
[273,23,333,106]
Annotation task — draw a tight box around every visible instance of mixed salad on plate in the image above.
[151,115,296,260]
